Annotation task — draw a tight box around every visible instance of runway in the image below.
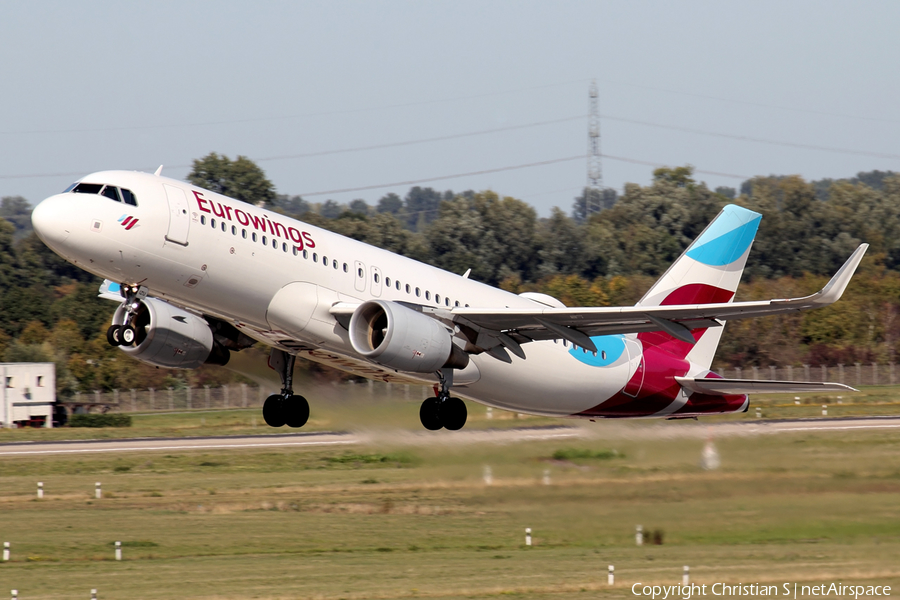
[0,425,583,457]
[1,417,898,457]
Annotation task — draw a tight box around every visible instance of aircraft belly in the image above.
[464,341,630,416]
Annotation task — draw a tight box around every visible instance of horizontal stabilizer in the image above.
[98,279,123,302]
[676,377,857,395]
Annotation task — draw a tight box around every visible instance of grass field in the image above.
[1,413,900,599]
[2,381,900,445]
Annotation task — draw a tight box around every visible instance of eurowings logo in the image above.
[118,215,139,230]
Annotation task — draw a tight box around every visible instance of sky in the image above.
[1,1,898,216]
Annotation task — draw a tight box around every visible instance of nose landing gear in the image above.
[419,368,467,431]
[262,349,309,429]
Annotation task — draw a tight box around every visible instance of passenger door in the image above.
[163,184,190,246]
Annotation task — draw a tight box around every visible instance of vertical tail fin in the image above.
[636,204,762,369]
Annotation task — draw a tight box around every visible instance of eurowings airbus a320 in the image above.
[31,169,865,430]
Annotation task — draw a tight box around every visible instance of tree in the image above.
[0,196,33,238]
[653,165,696,187]
[187,153,276,206]
[348,199,370,216]
[274,194,310,217]
[537,208,587,278]
[715,186,736,200]
[319,200,342,219]
[572,187,618,222]
[404,187,446,230]
[376,193,403,216]
[424,192,539,286]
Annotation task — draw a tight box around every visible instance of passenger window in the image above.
[386,277,391,287]
[454,301,460,307]
[415,287,421,297]
[73,183,103,194]
[358,267,363,277]
[445,297,450,306]
[323,255,328,265]
[211,218,217,228]
[374,273,380,283]
[262,235,268,245]
[221,222,226,232]
[406,284,411,294]
[435,294,440,303]
[120,188,138,206]
[272,238,277,249]
[232,225,237,235]
[333,260,338,269]
[242,229,247,239]
[343,263,348,272]
[200,215,207,225]
[425,291,431,300]
[282,242,288,252]
[313,253,318,263]
[292,246,298,256]
[303,250,308,259]
[252,232,258,242]
[101,186,121,202]
[396,281,401,290]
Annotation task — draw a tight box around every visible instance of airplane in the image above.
[31,169,865,430]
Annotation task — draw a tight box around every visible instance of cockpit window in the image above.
[101,186,121,202]
[72,183,103,194]
[120,188,138,206]
[63,183,77,193]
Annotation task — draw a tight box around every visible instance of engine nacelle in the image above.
[349,300,468,373]
[113,298,229,369]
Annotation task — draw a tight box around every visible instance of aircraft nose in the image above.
[31,194,71,249]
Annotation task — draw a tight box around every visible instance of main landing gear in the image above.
[106,284,147,347]
[419,368,467,431]
[262,349,309,428]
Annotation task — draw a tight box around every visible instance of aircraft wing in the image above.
[446,244,868,357]
[675,377,857,395]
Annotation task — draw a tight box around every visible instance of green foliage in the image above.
[69,413,133,428]
[187,152,276,207]
[326,452,416,465]
[0,196,33,238]
[551,448,621,461]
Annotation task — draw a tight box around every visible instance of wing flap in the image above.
[676,377,857,395]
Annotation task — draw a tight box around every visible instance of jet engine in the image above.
[112,298,230,369]
[349,300,468,373]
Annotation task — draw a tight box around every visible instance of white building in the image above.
[0,363,56,428]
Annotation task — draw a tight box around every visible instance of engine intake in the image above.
[349,300,468,373]
[113,298,230,369]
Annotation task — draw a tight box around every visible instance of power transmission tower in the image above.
[586,79,603,215]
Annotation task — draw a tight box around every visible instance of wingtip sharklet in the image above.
[773,243,868,308]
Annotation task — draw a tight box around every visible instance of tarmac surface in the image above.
[1,416,898,457]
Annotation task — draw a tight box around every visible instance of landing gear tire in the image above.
[442,397,467,431]
[285,394,310,428]
[419,397,443,431]
[263,394,286,428]
[106,325,122,347]
[119,325,136,346]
